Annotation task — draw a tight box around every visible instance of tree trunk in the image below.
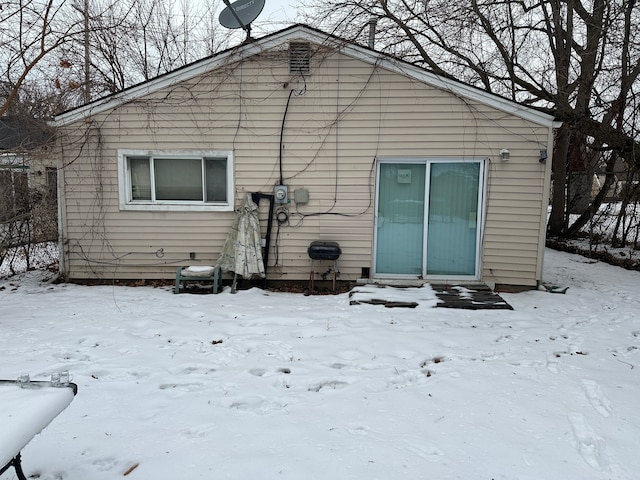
[565,154,618,238]
[548,124,570,236]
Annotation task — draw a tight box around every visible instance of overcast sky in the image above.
[225,0,302,35]
[261,0,299,22]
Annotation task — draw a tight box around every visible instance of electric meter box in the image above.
[274,185,288,204]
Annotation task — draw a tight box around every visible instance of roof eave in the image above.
[53,24,557,129]
[333,42,557,128]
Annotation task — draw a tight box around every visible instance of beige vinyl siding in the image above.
[57,41,552,287]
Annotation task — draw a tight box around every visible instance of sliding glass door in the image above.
[375,159,484,278]
[375,163,426,275]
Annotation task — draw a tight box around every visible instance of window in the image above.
[118,150,233,211]
[0,167,29,222]
[46,167,57,205]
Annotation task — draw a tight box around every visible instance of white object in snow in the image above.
[0,379,76,476]
[180,266,216,277]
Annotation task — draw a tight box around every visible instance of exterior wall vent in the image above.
[289,42,310,75]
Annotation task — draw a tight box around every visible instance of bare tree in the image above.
[54,0,234,100]
[302,0,640,238]
[0,0,86,116]
[1,0,233,115]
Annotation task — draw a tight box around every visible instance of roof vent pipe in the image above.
[368,16,378,49]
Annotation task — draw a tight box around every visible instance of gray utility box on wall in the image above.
[294,188,309,204]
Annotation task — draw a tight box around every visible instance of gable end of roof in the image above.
[53,24,556,128]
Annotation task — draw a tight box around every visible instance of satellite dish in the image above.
[219,0,265,30]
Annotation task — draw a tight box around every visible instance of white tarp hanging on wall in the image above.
[216,193,265,279]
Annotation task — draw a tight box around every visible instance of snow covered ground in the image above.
[553,203,640,269]
[1,248,639,479]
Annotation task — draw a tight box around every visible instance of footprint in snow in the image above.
[545,354,560,374]
[249,367,291,377]
[495,334,517,343]
[344,424,370,436]
[158,382,203,394]
[404,441,444,462]
[223,396,289,414]
[52,351,91,362]
[181,424,215,438]
[384,367,429,389]
[93,456,119,472]
[328,362,349,369]
[581,379,613,418]
[308,380,349,392]
[567,413,608,471]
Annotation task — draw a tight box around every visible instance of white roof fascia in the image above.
[335,42,556,128]
[53,25,556,129]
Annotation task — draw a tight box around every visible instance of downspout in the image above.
[537,121,561,286]
[56,135,67,280]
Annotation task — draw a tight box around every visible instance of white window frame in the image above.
[117,149,234,211]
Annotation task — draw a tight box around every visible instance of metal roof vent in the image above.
[289,42,310,75]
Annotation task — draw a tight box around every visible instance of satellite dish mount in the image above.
[219,0,265,41]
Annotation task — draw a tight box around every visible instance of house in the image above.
[0,116,56,224]
[52,24,558,289]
